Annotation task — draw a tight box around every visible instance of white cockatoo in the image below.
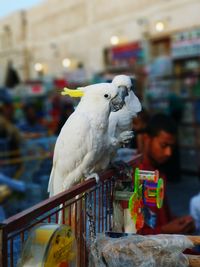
[98,75,142,172]
[109,74,142,146]
[48,82,127,197]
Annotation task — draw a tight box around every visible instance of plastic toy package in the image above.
[89,233,193,267]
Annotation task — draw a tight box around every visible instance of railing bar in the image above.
[107,181,110,230]
[108,180,111,229]
[108,180,111,230]
[105,182,108,230]
[1,226,8,267]
[5,211,58,236]
[79,198,83,267]
[75,202,77,237]
[7,207,64,239]
[98,186,101,233]
[84,193,87,266]
[101,185,103,233]
[69,205,72,226]
[10,238,13,267]
[94,189,96,232]
[20,231,24,244]
[7,223,37,240]
[62,203,65,224]
[55,211,59,223]
[110,179,115,230]
[101,181,104,232]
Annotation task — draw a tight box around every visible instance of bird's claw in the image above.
[85,173,100,183]
[119,130,134,144]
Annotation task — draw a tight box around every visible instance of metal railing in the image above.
[0,155,141,267]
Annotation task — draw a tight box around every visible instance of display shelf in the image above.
[146,28,200,177]
[147,69,200,176]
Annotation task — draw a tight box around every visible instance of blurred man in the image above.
[137,113,195,235]
[18,103,47,139]
[0,88,22,178]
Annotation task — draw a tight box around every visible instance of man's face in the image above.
[147,130,176,166]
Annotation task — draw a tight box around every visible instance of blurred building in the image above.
[0,0,200,84]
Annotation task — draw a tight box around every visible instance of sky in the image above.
[0,0,44,18]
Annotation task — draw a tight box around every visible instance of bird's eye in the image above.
[104,94,110,99]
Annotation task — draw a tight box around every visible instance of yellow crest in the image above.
[61,87,84,97]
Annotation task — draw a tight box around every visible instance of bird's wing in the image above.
[109,92,141,138]
[125,91,141,115]
[109,107,134,140]
[108,111,119,138]
[48,112,93,195]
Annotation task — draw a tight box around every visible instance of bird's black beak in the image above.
[118,85,128,99]
[130,77,136,92]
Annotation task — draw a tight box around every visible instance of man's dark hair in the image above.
[146,113,177,137]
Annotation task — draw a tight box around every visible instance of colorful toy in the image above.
[128,168,164,230]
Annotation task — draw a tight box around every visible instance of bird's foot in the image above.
[119,131,134,145]
[85,173,100,183]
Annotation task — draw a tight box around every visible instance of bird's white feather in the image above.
[48,82,124,196]
[98,75,142,169]
[109,75,141,139]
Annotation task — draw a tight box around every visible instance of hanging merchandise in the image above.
[17,223,77,267]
